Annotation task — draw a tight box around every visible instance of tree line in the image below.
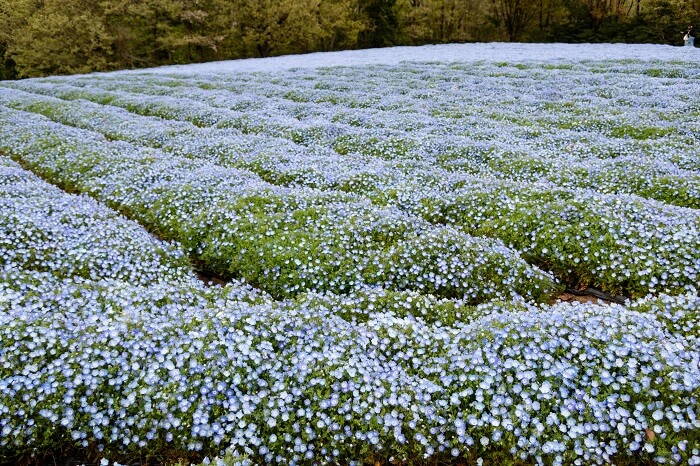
[1,0,698,79]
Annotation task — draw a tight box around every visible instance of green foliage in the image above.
[227,0,364,57]
[609,124,674,139]
[358,0,400,47]
[0,0,698,77]
[8,0,112,78]
[0,44,15,80]
[396,0,497,44]
[0,0,35,79]
[490,0,540,41]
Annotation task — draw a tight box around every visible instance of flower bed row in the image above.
[0,106,557,303]
[1,269,699,465]
[0,80,699,297]
[2,157,695,465]
[402,179,700,297]
[0,49,699,466]
[3,62,699,209]
[0,157,193,285]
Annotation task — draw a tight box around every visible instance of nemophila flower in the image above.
[1,47,700,466]
[0,106,558,304]
[0,161,194,285]
[3,55,700,301]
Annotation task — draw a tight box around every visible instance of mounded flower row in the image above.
[0,77,698,297]
[2,154,697,466]
[1,269,699,465]
[4,65,699,210]
[403,179,699,297]
[0,107,557,303]
[0,157,193,285]
[1,53,699,466]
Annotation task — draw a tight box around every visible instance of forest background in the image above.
[1,0,699,79]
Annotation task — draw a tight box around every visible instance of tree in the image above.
[0,0,39,79]
[100,0,229,67]
[153,0,229,63]
[580,0,619,32]
[531,0,570,39]
[490,0,539,40]
[3,0,699,79]
[9,0,112,77]
[631,0,700,43]
[315,0,366,50]
[229,0,363,57]
[358,0,401,47]
[397,0,491,44]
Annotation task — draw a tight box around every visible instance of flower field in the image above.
[0,43,699,465]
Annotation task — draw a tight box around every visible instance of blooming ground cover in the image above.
[0,43,699,465]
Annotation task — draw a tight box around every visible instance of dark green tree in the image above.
[99,0,229,67]
[0,0,40,79]
[397,0,494,44]
[358,0,401,46]
[9,0,112,77]
[229,0,364,58]
[631,0,700,43]
[490,0,539,40]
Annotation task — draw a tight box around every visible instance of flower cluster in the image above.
[0,157,192,285]
[1,55,698,297]
[1,274,698,465]
[0,104,557,303]
[410,180,700,297]
[0,44,699,465]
